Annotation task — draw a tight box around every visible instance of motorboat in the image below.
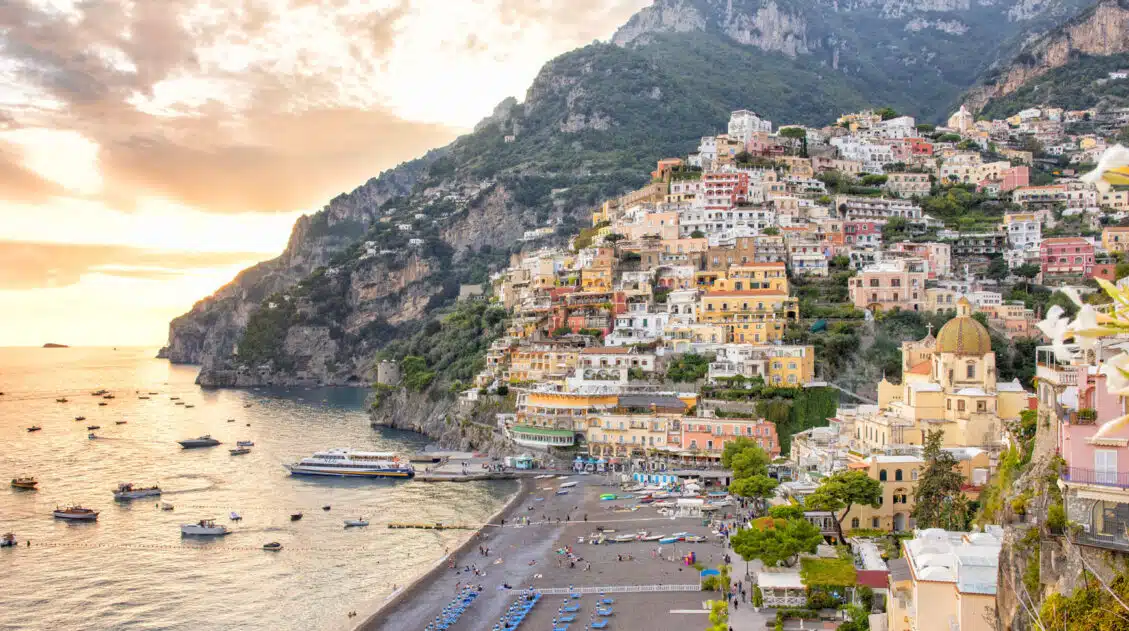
[115,421,127,425]
[91,389,108,396]
[56,398,68,403]
[161,502,175,511]
[10,476,37,490]
[181,519,230,536]
[26,426,41,432]
[87,425,100,430]
[169,396,180,400]
[54,506,99,521]
[284,449,414,479]
[148,392,158,395]
[243,403,252,408]
[138,396,149,400]
[236,441,254,447]
[229,512,241,520]
[98,402,107,406]
[1,533,16,547]
[612,534,637,543]
[74,416,85,421]
[290,513,303,521]
[229,448,251,456]
[262,542,282,551]
[178,435,221,449]
[559,481,577,489]
[113,482,161,500]
[174,402,185,406]
[88,433,97,440]
[184,404,194,408]
[103,394,114,400]
[344,518,369,528]
[227,419,236,423]
[640,534,664,542]
[684,534,707,543]
[322,505,331,511]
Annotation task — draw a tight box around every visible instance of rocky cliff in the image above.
[967,0,1129,110]
[370,388,518,456]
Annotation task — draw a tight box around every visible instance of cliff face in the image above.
[371,388,517,456]
[967,0,1129,110]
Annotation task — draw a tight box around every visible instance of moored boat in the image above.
[184,404,194,408]
[91,389,108,396]
[88,433,97,439]
[236,441,254,447]
[74,416,85,421]
[178,435,221,449]
[1,533,16,547]
[229,512,241,520]
[26,426,41,432]
[115,421,127,425]
[229,448,251,456]
[113,482,161,500]
[161,502,175,511]
[344,518,369,528]
[180,519,230,536]
[54,506,99,521]
[87,425,100,430]
[98,402,107,406]
[10,476,37,490]
[56,397,68,403]
[290,512,303,521]
[262,542,282,551]
[284,449,414,479]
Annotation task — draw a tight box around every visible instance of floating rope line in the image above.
[20,541,386,553]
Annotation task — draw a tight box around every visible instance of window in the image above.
[879,470,888,481]
[957,400,965,412]
[851,518,860,529]
[911,469,918,481]
[977,400,987,412]
[1096,449,1118,485]
[966,364,975,379]
[872,517,880,528]
[895,469,903,481]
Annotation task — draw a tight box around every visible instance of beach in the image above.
[359,474,738,631]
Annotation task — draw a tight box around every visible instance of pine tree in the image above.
[912,429,968,529]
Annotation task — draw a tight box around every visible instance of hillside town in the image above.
[434,106,1129,631]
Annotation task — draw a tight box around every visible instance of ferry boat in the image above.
[178,435,221,449]
[113,482,161,500]
[180,519,230,536]
[53,506,99,521]
[284,449,414,479]
[10,476,37,490]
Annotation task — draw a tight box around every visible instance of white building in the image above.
[1002,213,1041,250]
[831,137,897,173]
[727,109,773,143]
[605,311,670,347]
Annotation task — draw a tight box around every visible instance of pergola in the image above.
[756,570,807,607]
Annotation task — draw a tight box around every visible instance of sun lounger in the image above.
[591,621,609,629]
[563,604,580,612]
[570,592,581,599]
[559,614,576,622]
[600,597,615,604]
[596,607,614,616]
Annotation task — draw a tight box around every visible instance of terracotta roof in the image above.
[907,361,931,375]
[580,347,631,355]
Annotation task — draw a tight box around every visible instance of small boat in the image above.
[161,502,175,511]
[640,534,664,542]
[684,534,707,543]
[115,421,127,425]
[10,476,37,490]
[87,425,100,430]
[178,435,220,449]
[559,481,577,489]
[113,482,161,500]
[26,426,41,432]
[290,513,303,521]
[91,389,108,396]
[54,505,99,521]
[103,394,114,399]
[88,433,97,439]
[262,542,282,551]
[344,518,369,528]
[98,402,107,406]
[227,419,236,423]
[245,423,250,427]
[56,397,68,403]
[148,392,158,395]
[170,397,180,400]
[1,533,16,547]
[555,490,569,495]
[180,519,230,536]
[322,505,331,511]
[229,512,241,520]
[243,403,252,408]
[229,448,251,456]
[612,534,637,543]
[174,402,185,406]
[184,404,194,408]
[236,441,254,447]
[74,416,85,421]
[138,396,149,400]
[658,537,679,544]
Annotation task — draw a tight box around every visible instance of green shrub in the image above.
[1047,502,1067,535]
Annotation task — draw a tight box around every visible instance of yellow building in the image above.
[888,528,1002,631]
[699,289,798,343]
[847,299,1028,452]
[766,346,816,386]
[1102,226,1129,253]
[516,390,618,430]
[508,347,578,383]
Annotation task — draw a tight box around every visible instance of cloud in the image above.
[0,0,458,215]
[496,0,650,42]
[0,141,66,202]
[0,240,268,289]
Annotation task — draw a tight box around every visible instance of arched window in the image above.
[879,470,888,482]
[895,469,903,481]
[966,363,975,379]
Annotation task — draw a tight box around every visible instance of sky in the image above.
[0,0,650,347]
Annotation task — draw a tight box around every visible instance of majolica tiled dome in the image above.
[936,297,992,356]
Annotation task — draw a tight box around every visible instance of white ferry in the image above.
[284,449,414,479]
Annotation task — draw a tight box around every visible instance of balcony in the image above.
[1036,363,1079,386]
[1062,467,1129,489]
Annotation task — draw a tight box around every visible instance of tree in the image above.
[779,126,807,140]
[690,229,706,239]
[1014,263,1040,283]
[912,429,968,529]
[876,107,899,121]
[916,123,936,133]
[763,226,780,236]
[805,470,883,542]
[730,474,779,515]
[731,516,823,568]
[722,438,771,479]
[986,256,1010,282]
[603,233,625,245]
[706,599,729,631]
[768,504,805,520]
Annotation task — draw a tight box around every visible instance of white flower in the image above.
[1100,352,1129,394]
[1068,304,1100,352]
[1038,305,1072,363]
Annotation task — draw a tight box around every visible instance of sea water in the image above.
[0,347,513,631]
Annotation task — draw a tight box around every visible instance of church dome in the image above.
[936,297,992,355]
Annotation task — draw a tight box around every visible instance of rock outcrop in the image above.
[967,0,1129,110]
[371,388,518,456]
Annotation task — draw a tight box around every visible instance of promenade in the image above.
[359,475,737,631]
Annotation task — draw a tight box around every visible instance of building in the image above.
[1003,213,1041,250]
[887,527,1003,631]
[835,195,923,222]
[1040,237,1094,278]
[886,173,931,197]
[728,109,772,143]
[849,259,929,312]
[1102,226,1129,253]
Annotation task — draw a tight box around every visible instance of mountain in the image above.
[967,0,1129,113]
[164,0,1096,387]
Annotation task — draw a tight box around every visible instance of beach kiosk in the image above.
[757,569,807,607]
[505,454,536,470]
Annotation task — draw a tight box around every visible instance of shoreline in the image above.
[353,476,534,631]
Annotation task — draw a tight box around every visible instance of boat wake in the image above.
[161,474,222,495]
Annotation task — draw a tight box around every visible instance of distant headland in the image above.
[42,343,69,348]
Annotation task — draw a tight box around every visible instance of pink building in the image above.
[844,221,882,247]
[701,172,750,209]
[1000,166,1030,193]
[1040,237,1094,278]
[889,242,951,279]
[848,258,929,312]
